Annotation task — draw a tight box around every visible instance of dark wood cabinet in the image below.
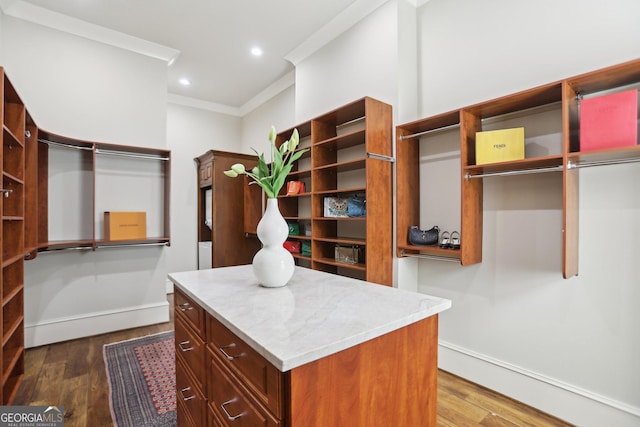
[194,150,261,268]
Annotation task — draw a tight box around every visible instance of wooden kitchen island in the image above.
[169,265,451,427]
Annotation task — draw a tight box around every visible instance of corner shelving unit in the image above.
[396,57,640,278]
[0,66,174,402]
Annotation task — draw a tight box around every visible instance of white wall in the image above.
[295,1,397,122]
[2,15,171,346]
[413,0,640,426]
[240,85,296,157]
[165,101,243,279]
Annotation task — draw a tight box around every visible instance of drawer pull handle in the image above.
[219,343,243,360]
[178,340,194,352]
[221,398,244,421]
[180,387,195,401]
[178,302,193,312]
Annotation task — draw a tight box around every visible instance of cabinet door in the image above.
[200,159,213,188]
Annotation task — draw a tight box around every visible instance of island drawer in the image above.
[207,314,283,418]
[175,288,205,338]
[176,355,206,427]
[208,353,281,427]
[175,315,206,393]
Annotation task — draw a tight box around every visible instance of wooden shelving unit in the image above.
[276,97,393,286]
[1,69,25,404]
[36,131,172,251]
[0,66,174,401]
[396,58,640,278]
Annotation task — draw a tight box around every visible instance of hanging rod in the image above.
[95,149,169,161]
[400,101,563,141]
[400,123,460,140]
[96,242,168,249]
[465,165,563,179]
[568,157,640,169]
[336,115,366,129]
[400,250,460,263]
[481,101,563,126]
[39,246,94,253]
[366,152,395,162]
[0,189,12,198]
[39,138,93,151]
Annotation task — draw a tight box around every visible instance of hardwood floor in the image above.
[14,294,573,427]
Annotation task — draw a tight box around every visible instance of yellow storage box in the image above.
[475,127,525,165]
[104,211,147,240]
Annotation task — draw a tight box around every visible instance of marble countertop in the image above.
[168,265,451,371]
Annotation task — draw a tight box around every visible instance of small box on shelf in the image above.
[579,89,638,152]
[104,211,147,240]
[475,127,525,165]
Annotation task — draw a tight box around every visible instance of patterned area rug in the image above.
[104,331,177,427]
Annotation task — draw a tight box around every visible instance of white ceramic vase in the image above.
[252,198,295,287]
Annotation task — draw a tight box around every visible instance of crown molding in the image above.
[238,70,295,117]
[167,94,241,116]
[284,0,390,66]
[0,0,180,63]
[168,70,295,118]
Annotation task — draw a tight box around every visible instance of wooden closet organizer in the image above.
[396,58,640,278]
[0,67,171,403]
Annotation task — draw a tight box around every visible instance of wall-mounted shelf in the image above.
[396,57,640,278]
[37,131,171,252]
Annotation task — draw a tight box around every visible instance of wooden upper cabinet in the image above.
[198,157,213,188]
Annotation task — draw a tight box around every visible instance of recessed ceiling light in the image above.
[251,47,263,57]
[179,78,191,86]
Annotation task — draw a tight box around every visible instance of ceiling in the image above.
[1,0,389,112]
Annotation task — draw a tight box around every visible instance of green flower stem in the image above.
[224,126,308,199]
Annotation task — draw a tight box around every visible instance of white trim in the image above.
[238,71,296,116]
[284,0,390,66]
[0,0,180,63]
[411,0,432,7]
[167,93,241,116]
[25,302,170,348]
[439,340,640,425]
[168,70,296,117]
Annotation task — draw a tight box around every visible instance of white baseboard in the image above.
[438,341,640,427]
[25,301,171,348]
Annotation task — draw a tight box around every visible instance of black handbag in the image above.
[408,225,439,246]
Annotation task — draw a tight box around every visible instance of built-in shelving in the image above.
[37,131,171,251]
[276,97,393,286]
[0,68,26,404]
[396,57,640,278]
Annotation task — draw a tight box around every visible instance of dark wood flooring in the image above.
[14,294,573,427]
